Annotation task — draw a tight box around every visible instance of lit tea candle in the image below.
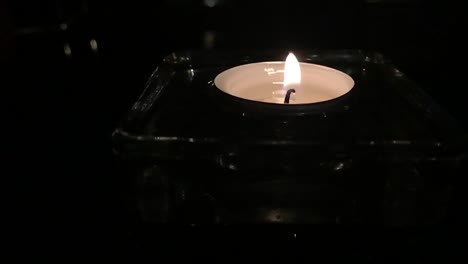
[214,53,354,105]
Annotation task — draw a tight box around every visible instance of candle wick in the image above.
[284,89,296,104]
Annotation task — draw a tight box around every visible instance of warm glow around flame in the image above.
[283,53,301,88]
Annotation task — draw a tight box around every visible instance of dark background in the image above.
[3,0,466,260]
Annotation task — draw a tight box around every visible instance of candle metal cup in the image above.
[213,60,355,116]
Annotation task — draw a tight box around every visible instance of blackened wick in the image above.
[284,89,296,104]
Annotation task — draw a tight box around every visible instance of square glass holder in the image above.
[112,50,468,224]
[113,50,467,164]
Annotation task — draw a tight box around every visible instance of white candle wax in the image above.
[214,55,354,105]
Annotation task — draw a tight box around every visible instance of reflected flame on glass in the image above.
[63,43,72,58]
[203,0,218,8]
[203,31,215,50]
[283,53,301,89]
[90,38,98,52]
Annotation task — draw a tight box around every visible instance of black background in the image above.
[3,0,466,260]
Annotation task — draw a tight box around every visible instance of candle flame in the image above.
[283,53,301,89]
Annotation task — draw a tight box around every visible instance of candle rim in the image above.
[214,61,355,106]
[215,61,354,84]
